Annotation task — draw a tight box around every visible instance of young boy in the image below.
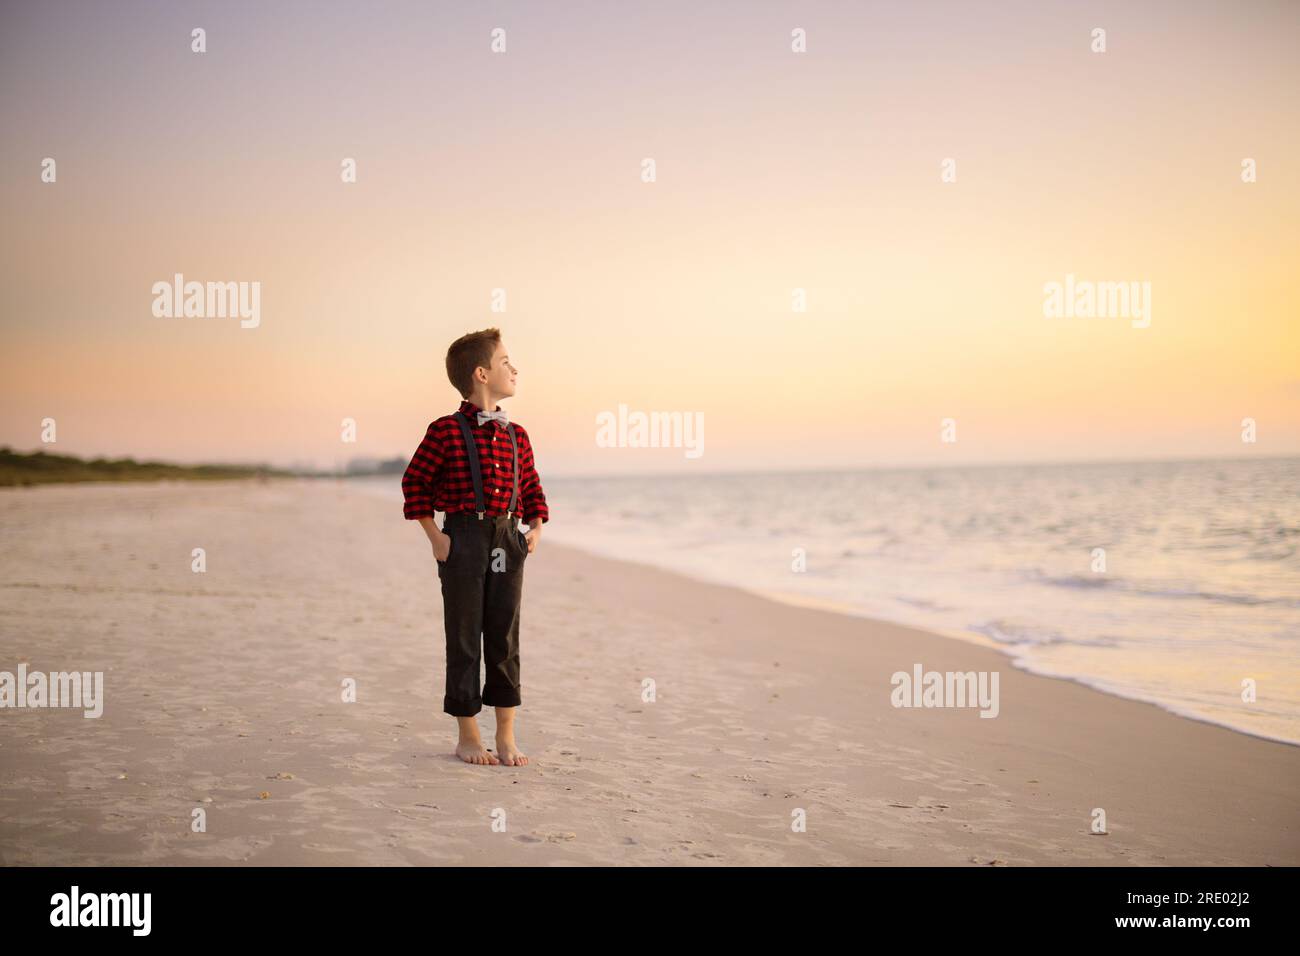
[401,328,548,767]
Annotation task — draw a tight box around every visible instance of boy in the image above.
[401,328,548,767]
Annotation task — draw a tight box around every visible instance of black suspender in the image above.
[454,412,484,517]
[506,424,520,517]
[455,411,519,520]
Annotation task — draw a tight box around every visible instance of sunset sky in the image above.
[2,0,1297,475]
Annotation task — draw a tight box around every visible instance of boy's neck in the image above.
[467,387,503,412]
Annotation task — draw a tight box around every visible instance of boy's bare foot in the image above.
[495,735,529,766]
[456,740,500,765]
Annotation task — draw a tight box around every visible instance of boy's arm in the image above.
[402,421,445,525]
[515,425,548,533]
[415,515,442,547]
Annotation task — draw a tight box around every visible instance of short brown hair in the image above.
[445,328,502,398]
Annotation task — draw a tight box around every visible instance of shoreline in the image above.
[486,517,1300,751]
[737,585,1300,750]
[1,479,1296,865]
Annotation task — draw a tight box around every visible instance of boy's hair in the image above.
[445,328,501,398]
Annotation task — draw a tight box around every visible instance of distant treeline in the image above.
[347,457,406,476]
[0,447,290,487]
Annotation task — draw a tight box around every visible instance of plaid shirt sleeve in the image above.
[402,420,445,520]
[513,424,549,525]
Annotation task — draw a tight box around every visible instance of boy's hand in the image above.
[431,530,452,563]
[522,527,539,554]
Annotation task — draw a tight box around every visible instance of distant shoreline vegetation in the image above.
[0,447,292,486]
[0,447,409,486]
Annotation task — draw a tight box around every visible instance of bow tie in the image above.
[476,409,509,428]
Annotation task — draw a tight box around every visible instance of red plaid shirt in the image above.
[402,399,549,524]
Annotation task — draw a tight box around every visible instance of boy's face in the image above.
[476,340,517,402]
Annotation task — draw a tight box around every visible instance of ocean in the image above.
[359,456,1300,746]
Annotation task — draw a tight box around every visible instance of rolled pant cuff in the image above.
[443,696,482,717]
[482,690,521,708]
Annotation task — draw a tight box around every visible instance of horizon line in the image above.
[6,446,1298,480]
[541,451,1300,481]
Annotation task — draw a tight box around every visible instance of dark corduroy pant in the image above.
[437,510,529,716]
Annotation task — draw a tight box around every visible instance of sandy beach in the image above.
[0,479,1295,866]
